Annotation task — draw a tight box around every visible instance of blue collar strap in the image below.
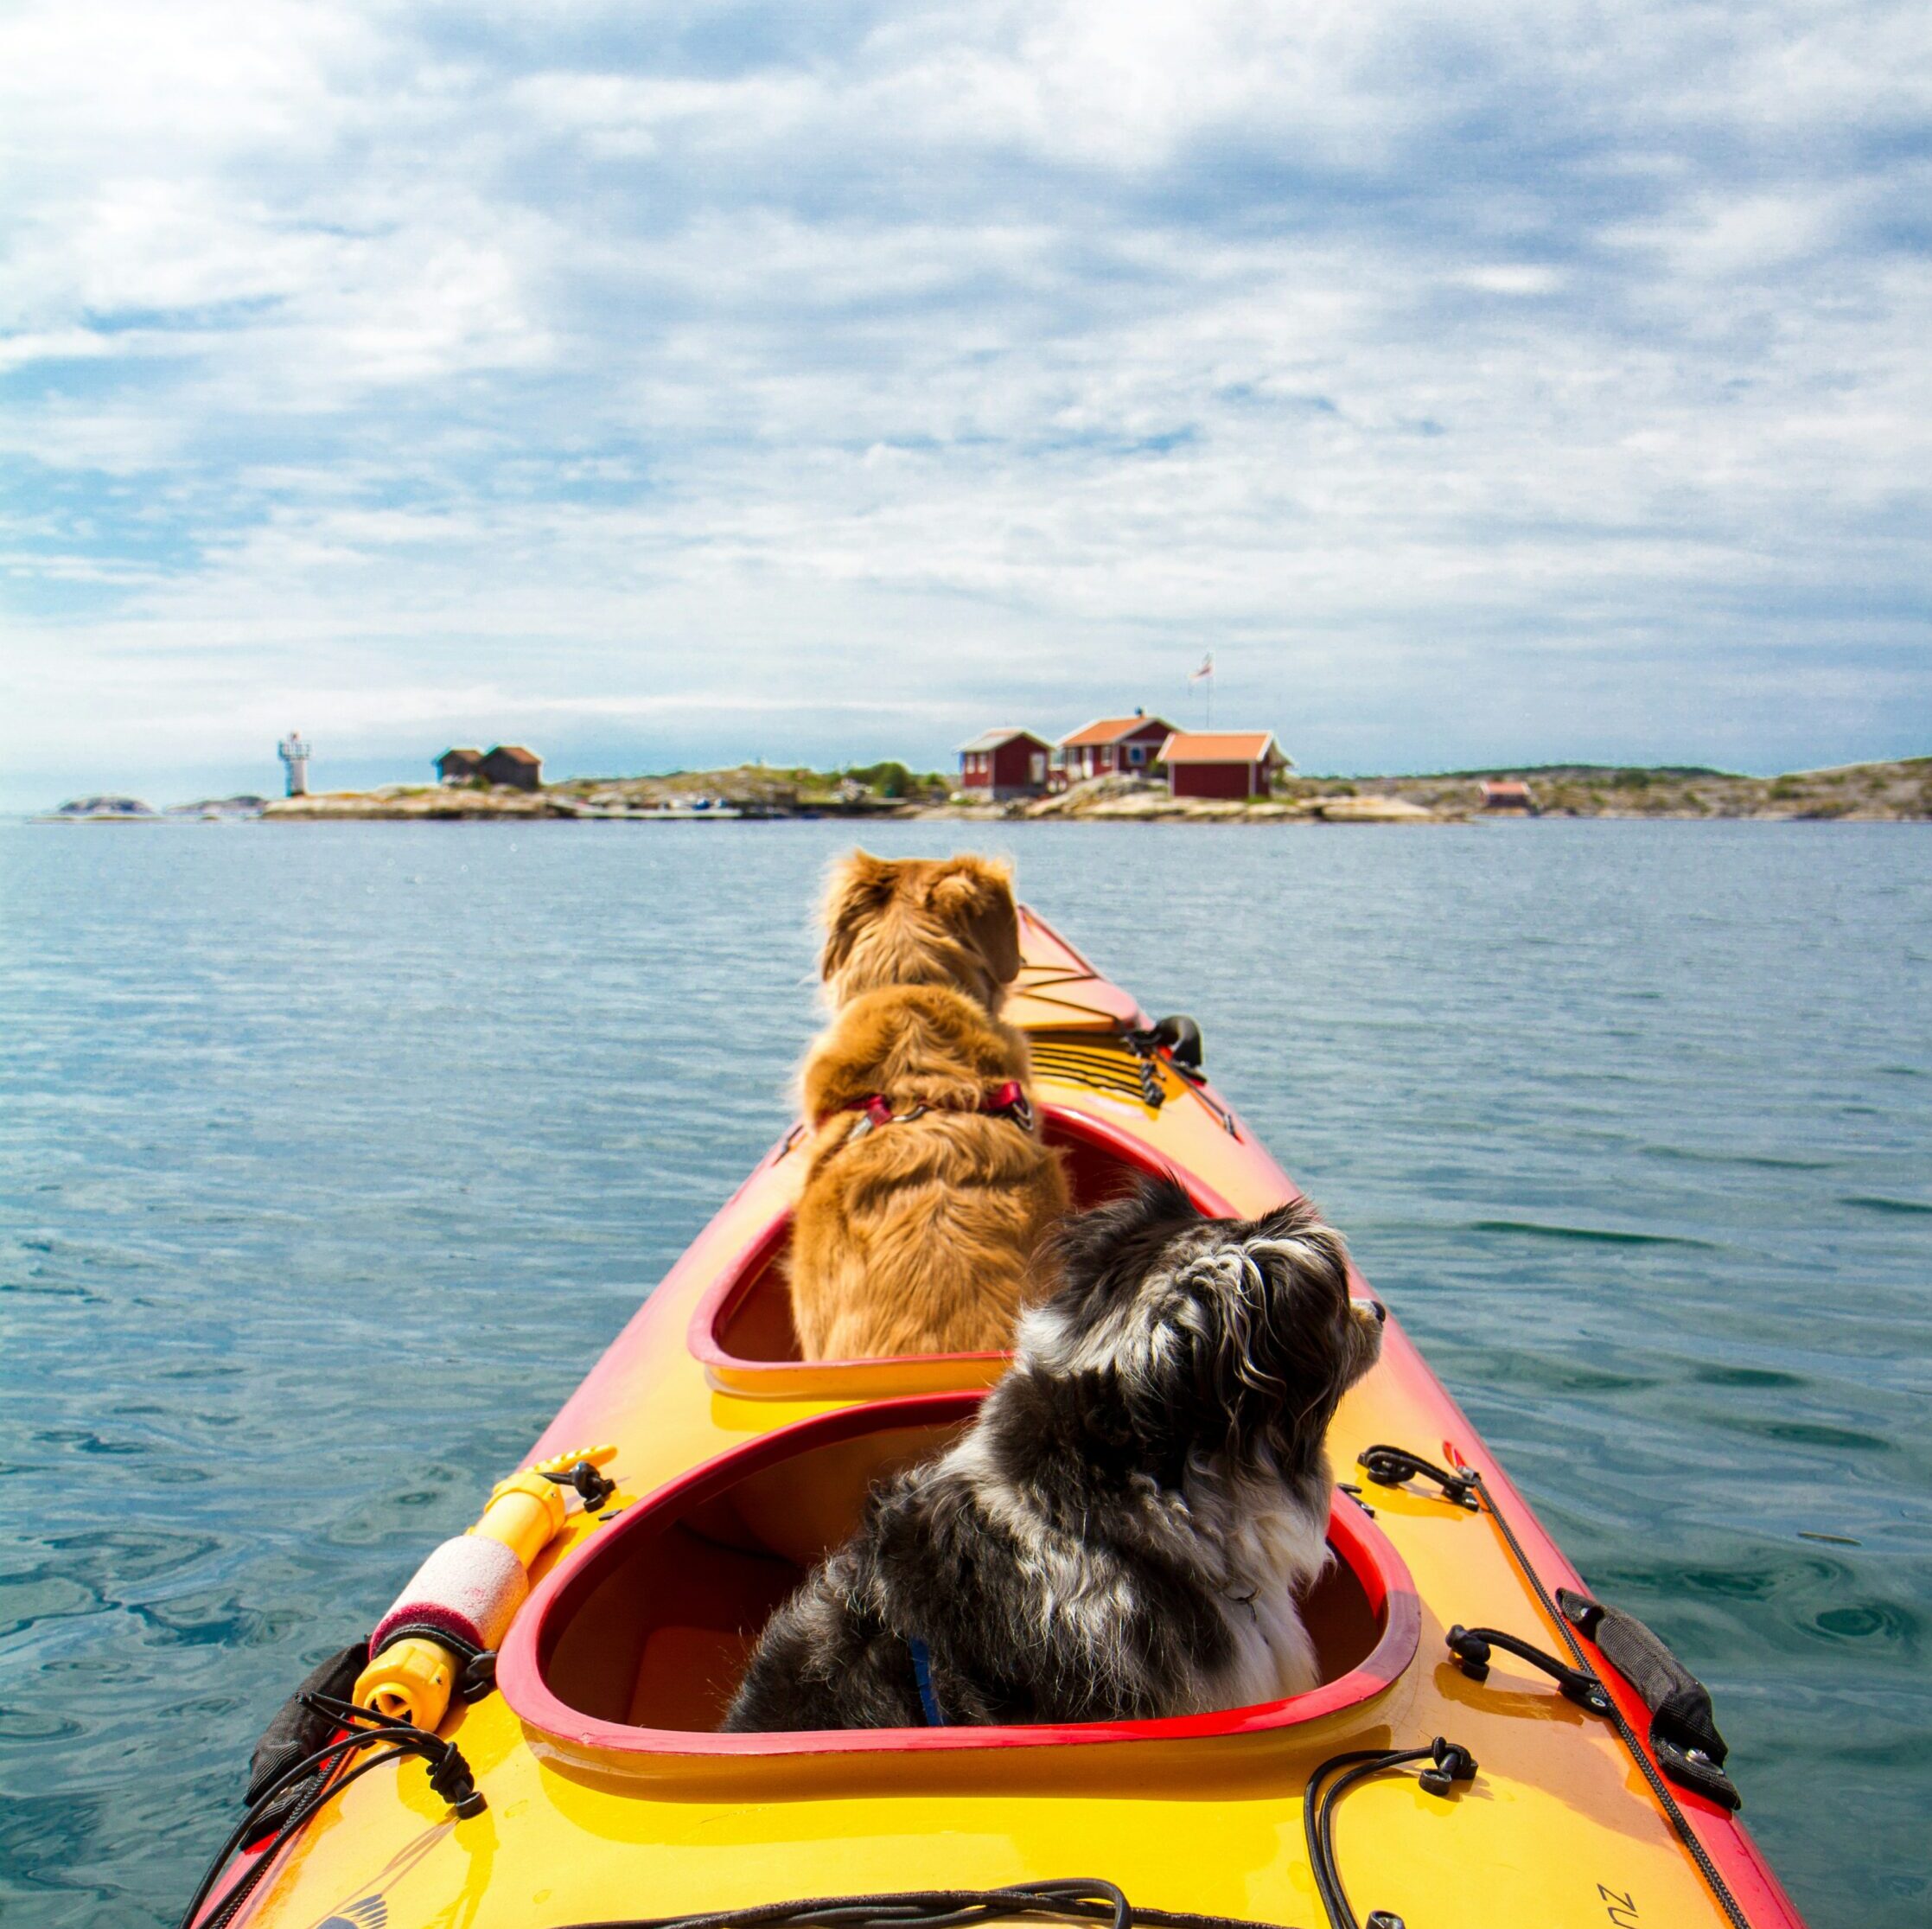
[908,1635,947,1726]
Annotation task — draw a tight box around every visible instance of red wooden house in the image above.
[481,744,544,790]
[958,728,1051,800]
[1157,730,1289,800]
[1055,712,1176,785]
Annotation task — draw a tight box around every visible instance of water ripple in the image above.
[1468,1217,1720,1249]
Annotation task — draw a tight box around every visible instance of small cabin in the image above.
[1158,731,1289,801]
[437,747,484,784]
[1055,712,1176,786]
[1480,779,1535,814]
[959,728,1050,800]
[481,744,544,791]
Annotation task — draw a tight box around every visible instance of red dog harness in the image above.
[826,1080,1034,1142]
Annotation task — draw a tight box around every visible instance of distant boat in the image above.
[566,798,745,821]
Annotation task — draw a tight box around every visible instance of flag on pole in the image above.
[1188,652,1214,725]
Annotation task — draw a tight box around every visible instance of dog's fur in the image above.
[787,852,1068,1362]
[726,1179,1384,1731]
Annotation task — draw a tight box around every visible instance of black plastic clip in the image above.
[1147,1013,1205,1070]
[425,1741,487,1818]
[457,1648,497,1703]
[542,1460,617,1511]
[1356,1444,1481,1510]
[1418,1734,1479,1797]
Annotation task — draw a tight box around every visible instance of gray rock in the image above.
[51,795,157,818]
[165,795,269,819]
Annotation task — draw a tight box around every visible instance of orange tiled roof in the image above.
[1157,731,1284,763]
[1058,714,1174,749]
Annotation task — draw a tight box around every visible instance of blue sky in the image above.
[3,1,1929,808]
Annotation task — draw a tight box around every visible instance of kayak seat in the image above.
[689,1107,1245,1399]
[500,1393,1419,1772]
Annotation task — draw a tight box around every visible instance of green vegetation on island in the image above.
[255,763,955,821]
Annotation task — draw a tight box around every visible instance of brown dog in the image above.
[788,853,1069,1361]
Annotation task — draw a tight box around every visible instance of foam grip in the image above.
[369,1534,528,1656]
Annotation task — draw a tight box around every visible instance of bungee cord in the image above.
[175,1693,482,1929]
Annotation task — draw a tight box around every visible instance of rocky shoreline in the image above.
[41,757,1931,824]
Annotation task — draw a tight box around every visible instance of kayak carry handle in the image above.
[1356,1443,1480,1509]
[1444,1624,1611,1714]
[1559,1587,1739,1811]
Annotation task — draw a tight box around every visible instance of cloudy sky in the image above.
[2,1,1927,807]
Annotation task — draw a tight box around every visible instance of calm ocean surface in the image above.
[2,820,1928,1927]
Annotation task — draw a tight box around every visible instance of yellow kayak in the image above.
[188,908,1805,1929]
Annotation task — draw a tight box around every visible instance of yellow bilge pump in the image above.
[353,1443,617,1732]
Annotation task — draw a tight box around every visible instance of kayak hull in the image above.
[205,908,1805,1929]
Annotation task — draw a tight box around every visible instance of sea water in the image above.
[1,819,1927,1929]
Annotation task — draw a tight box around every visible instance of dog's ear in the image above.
[1249,1198,1351,1303]
[819,849,900,983]
[928,857,1021,987]
[1205,1202,1356,1465]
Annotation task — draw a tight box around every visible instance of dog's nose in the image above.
[1365,1298,1387,1325]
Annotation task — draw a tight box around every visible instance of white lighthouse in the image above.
[277,731,311,796]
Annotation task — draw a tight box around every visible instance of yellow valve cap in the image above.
[353,1635,457,1734]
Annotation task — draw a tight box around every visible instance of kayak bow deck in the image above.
[204,908,1804,1929]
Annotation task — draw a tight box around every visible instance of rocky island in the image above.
[45,757,1930,825]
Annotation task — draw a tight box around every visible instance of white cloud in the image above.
[1457,265,1565,296]
[0,327,114,371]
[1,0,1929,807]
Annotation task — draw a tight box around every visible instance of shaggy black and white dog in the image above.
[723,1178,1384,1731]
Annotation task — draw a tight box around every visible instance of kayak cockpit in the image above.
[498,1392,1419,1779]
[689,1105,1241,1399]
